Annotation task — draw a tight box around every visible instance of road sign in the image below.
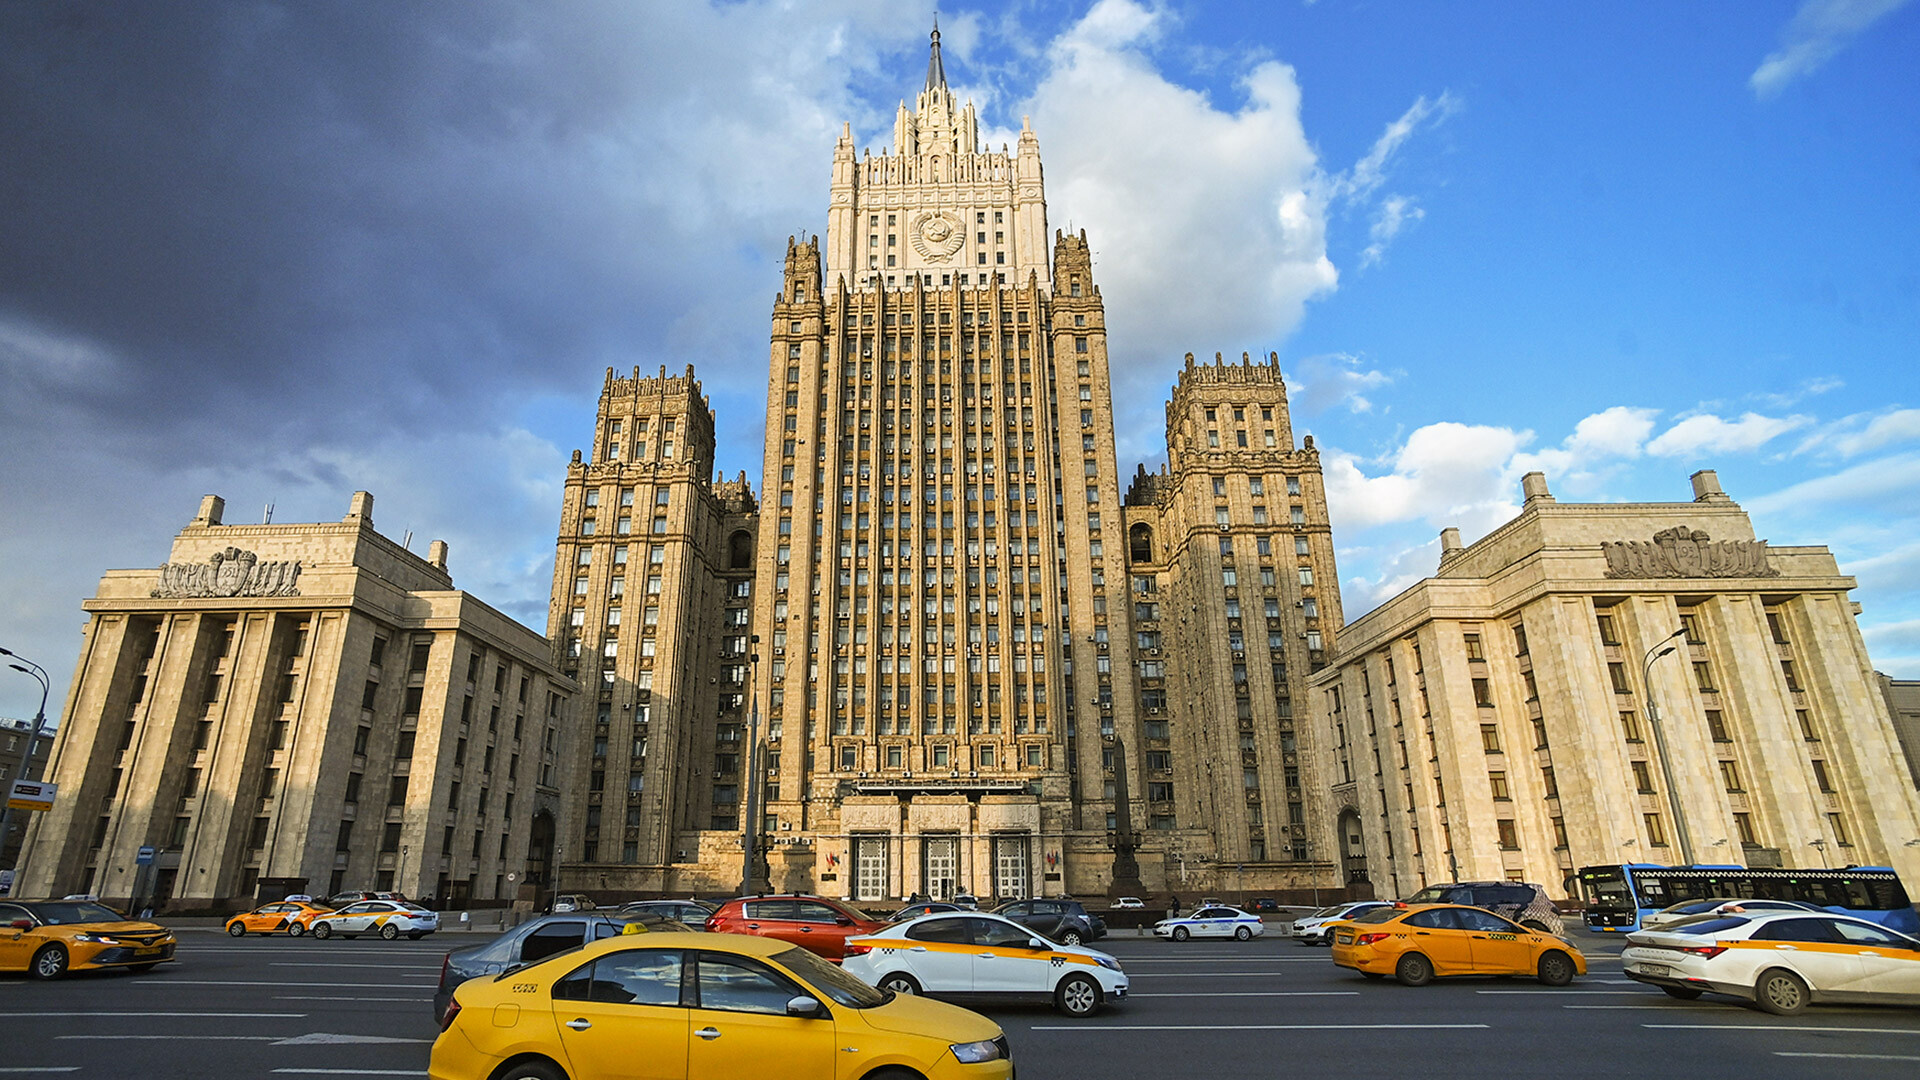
[6,779,55,813]
[136,846,156,866]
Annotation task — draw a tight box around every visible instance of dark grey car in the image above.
[993,898,1105,945]
[431,911,685,1023]
[616,898,717,928]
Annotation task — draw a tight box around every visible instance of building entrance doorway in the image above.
[854,835,889,903]
[922,835,958,899]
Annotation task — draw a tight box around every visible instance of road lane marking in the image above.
[273,1033,433,1045]
[5,1012,305,1018]
[1776,1053,1920,1062]
[1476,990,1656,996]
[0,1070,82,1074]
[1128,972,1321,977]
[1029,1023,1491,1031]
[57,1035,282,1042]
[272,1071,426,1076]
[1645,1024,1920,1034]
[1129,991,1360,998]
[271,963,442,970]
[266,1060,420,1068]
[1568,1005,1735,1010]
[275,996,432,1002]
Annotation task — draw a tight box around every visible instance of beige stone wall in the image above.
[16,493,574,909]
[1311,473,1920,900]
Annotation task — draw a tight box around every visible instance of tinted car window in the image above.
[0,903,31,923]
[29,902,125,924]
[1000,902,1032,917]
[696,952,802,1015]
[794,901,842,923]
[1752,918,1839,943]
[1669,916,1751,936]
[744,900,798,920]
[553,960,595,1001]
[591,949,684,1006]
[1455,909,1518,933]
[521,921,586,963]
[1405,909,1462,930]
[971,918,1032,948]
[1351,907,1401,924]
[906,917,972,944]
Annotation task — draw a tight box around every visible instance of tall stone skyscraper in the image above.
[549,27,1346,901]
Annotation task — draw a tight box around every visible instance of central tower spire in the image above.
[926,17,947,91]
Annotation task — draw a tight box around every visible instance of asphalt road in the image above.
[4,927,1919,1078]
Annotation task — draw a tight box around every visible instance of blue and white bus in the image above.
[1577,863,1916,935]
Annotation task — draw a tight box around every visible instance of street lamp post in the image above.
[1642,628,1696,866]
[738,636,771,896]
[0,648,52,875]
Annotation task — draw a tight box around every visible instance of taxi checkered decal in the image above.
[1051,956,1065,967]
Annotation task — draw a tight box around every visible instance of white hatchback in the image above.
[1154,905,1266,941]
[1622,909,1920,1014]
[309,900,440,940]
[843,911,1129,1018]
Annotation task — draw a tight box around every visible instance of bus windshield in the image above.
[1579,867,1634,910]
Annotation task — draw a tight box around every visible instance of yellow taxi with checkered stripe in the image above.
[306,898,440,940]
[1329,902,1585,987]
[841,910,1129,1016]
[225,899,333,936]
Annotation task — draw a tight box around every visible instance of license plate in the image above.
[134,946,162,957]
[1636,962,1669,976]
[1335,932,1353,945]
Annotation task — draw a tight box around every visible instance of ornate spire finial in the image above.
[926,17,947,92]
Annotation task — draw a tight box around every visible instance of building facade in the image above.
[2,716,54,874]
[549,28,1346,902]
[1311,470,1920,899]
[1879,673,1920,790]
[16,493,575,910]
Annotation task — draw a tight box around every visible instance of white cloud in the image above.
[1645,411,1811,458]
[1862,619,1920,677]
[1343,536,1444,613]
[1324,421,1529,533]
[1361,195,1424,267]
[1799,408,1920,458]
[1335,93,1460,203]
[1749,452,1920,517]
[1750,0,1915,98]
[1290,352,1394,415]
[1511,405,1659,480]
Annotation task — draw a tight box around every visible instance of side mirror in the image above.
[786,995,824,1018]
[1027,937,1048,950]
[10,919,33,930]
[835,915,854,927]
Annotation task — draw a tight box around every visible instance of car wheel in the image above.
[1662,986,1704,1000]
[1235,926,1253,941]
[312,921,333,939]
[1171,926,1189,942]
[494,1059,566,1080]
[1055,973,1102,1017]
[1395,952,1434,987]
[227,922,246,937]
[380,923,400,941]
[878,972,922,996]
[1537,951,1576,987]
[286,922,305,937]
[1755,968,1810,1016]
[1061,929,1084,946]
[29,944,69,981]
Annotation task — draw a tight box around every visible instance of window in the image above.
[554,951,685,1006]
[1644,813,1668,846]
[1719,760,1743,792]
[1488,772,1510,800]
[695,952,804,1015]
[1472,678,1493,708]
[1693,661,1715,693]
[1705,709,1730,742]
[1496,819,1519,850]
[1595,613,1619,646]
[1619,711,1642,741]
[1631,761,1655,793]
[1463,634,1484,660]
[1810,759,1835,793]
[1480,724,1501,753]
[1608,663,1632,695]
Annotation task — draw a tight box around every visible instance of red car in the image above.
[704,894,887,961]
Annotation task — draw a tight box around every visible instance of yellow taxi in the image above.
[225,900,332,937]
[430,930,1013,1080]
[0,898,177,980]
[1329,902,1585,987]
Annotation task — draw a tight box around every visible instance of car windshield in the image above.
[1350,907,1401,925]
[28,902,126,925]
[774,946,889,1009]
[1404,887,1449,904]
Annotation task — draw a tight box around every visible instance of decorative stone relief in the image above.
[152,546,303,598]
[909,209,964,262]
[1601,526,1776,579]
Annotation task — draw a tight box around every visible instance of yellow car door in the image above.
[686,949,836,1080]
[1400,908,1474,974]
[550,947,689,1080]
[0,903,36,970]
[1456,908,1535,973]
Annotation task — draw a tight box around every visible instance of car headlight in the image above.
[72,934,116,944]
[951,1039,1007,1064]
[1095,956,1123,972]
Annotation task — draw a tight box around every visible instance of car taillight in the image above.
[844,943,871,956]
[438,952,451,990]
[1675,944,1727,959]
[439,997,462,1032]
[1355,932,1391,946]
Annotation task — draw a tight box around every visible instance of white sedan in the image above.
[309,900,440,940]
[1154,905,1265,941]
[1623,909,1920,1013]
[1290,901,1392,945]
[842,911,1129,1018]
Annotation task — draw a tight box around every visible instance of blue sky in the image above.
[2,0,1917,723]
